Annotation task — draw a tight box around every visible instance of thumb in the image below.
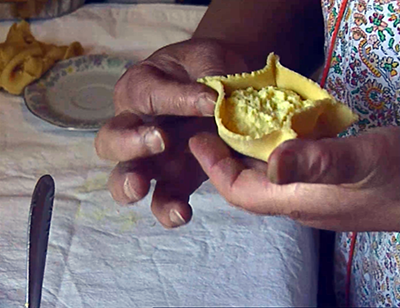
[267,135,376,185]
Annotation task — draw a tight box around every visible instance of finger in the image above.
[95,112,166,162]
[266,134,379,185]
[114,64,217,117]
[150,182,193,229]
[188,133,352,225]
[151,154,207,228]
[107,161,152,205]
[162,117,216,151]
[189,133,283,215]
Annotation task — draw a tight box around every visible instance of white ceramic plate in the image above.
[24,55,134,131]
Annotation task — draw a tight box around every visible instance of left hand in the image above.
[189,126,400,232]
[95,39,248,228]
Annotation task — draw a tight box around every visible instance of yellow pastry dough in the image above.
[198,53,358,162]
[0,21,84,95]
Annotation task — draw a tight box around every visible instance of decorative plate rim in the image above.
[24,54,134,131]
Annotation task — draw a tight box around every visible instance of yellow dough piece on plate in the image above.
[0,21,84,95]
[198,53,358,162]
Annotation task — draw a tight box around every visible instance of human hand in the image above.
[189,126,400,232]
[95,39,248,228]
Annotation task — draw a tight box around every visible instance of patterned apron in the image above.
[321,0,400,306]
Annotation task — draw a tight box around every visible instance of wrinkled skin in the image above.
[189,127,400,232]
[96,39,400,232]
[95,39,248,228]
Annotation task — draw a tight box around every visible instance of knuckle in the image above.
[190,39,224,58]
[114,63,154,114]
[187,40,226,77]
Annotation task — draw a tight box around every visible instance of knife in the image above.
[25,175,55,308]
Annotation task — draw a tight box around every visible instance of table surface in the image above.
[0,4,318,307]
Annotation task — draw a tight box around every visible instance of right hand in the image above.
[189,126,400,232]
[95,39,248,228]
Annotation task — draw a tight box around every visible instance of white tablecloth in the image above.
[0,4,319,307]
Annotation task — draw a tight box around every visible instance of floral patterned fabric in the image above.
[321,0,400,306]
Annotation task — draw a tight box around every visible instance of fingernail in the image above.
[123,176,139,202]
[144,129,165,154]
[169,209,186,227]
[268,151,298,184]
[197,95,216,116]
[281,153,299,184]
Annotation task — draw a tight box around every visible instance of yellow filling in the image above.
[224,86,314,139]
[197,53,358,162]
